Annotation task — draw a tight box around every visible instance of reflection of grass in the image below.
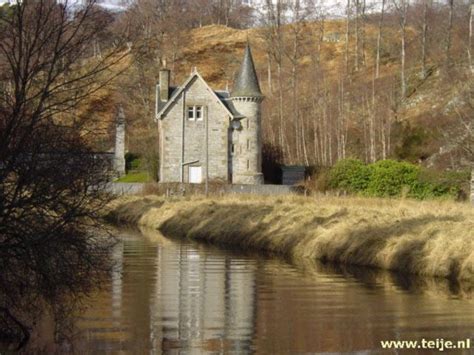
[115,171,150,183]
[106,195,474,282]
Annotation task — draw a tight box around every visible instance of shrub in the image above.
[366,160,421,197]
[417,169,470,200]
[316,159,470,200]
[307,160,467,200]
[328,159,371,193]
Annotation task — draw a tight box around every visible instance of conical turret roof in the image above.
[231,44,263,98]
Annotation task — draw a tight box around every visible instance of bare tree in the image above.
[375,0,386,79]
[420,0,429,78]
[392,0,410,98]
[445,0,454,67]
[345,0,351,74]
[261,0,287,159]
[469,0,473,73]
[355,0,360,71]
[0,0,127,348]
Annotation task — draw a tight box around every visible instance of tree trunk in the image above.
[376,0,385,79]
[277,62,285,157]
[267,53,273,93]
[445,0,454,67]
[361,0,367,66]
[345,0,351,74]
[400,1,409,98]
[375,0,385,79]
[420,0,428,78]
[469,2,473,73]
[401,24,407,97]
[355,0,360,71]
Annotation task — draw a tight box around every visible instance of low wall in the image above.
[228,184,301,195]
[106,182,302,196]
[147,182,302,196]
[106,182,145,195]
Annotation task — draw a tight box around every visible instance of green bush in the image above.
[417,169,469,200]
[366,160,421,197]
[328,159,371,193]
[321,159,468,200]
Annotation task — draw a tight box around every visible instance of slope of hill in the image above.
[99,19,472,172]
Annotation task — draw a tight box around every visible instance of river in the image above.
[40,228,474,353]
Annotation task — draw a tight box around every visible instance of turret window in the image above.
[187,105,203,121]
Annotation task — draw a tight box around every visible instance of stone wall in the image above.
[231,97,263,185]
[106,182,300,196]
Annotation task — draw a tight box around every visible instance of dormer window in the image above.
[187,105,203,121]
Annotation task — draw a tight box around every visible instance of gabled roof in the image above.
[155,71,244,121]
[231,44,263,98]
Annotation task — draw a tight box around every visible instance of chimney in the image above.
[159,68,170,102]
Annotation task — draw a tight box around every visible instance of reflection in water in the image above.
[67,228,474,354]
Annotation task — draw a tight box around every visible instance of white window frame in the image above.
[195,106,203,121]
[187,106,195,121]
[187,105,203,121]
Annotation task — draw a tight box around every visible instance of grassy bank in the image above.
[105,195,474,282]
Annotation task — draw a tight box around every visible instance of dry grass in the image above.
[105,195,474,282]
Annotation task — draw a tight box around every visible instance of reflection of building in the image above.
[78,232,474,353]
[147,237,257,352]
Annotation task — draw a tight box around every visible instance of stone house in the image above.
[155,44,264,185]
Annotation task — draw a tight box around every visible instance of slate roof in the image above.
[231,44,263,98]
[215,90,245,119]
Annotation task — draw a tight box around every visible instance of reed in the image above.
[105,195,474,282]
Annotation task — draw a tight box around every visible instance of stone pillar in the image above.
[114,107,126,176]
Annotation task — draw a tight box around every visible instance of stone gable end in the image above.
[159,76,232,183]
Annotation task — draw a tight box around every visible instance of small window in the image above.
[231,144,235,155]
[187,105,204,121]
[196,106,203,121]
[187,106,195,120]
[247,160,250,170]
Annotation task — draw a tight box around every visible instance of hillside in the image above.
[98,18,472,173]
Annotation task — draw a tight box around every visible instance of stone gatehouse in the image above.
[155,44,264,185]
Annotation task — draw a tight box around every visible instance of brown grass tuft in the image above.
[105,195,474,282]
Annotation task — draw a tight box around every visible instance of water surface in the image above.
[64,229,474,353]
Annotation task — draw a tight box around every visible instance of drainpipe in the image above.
[181,91,186,183]
[205,107,209,197]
